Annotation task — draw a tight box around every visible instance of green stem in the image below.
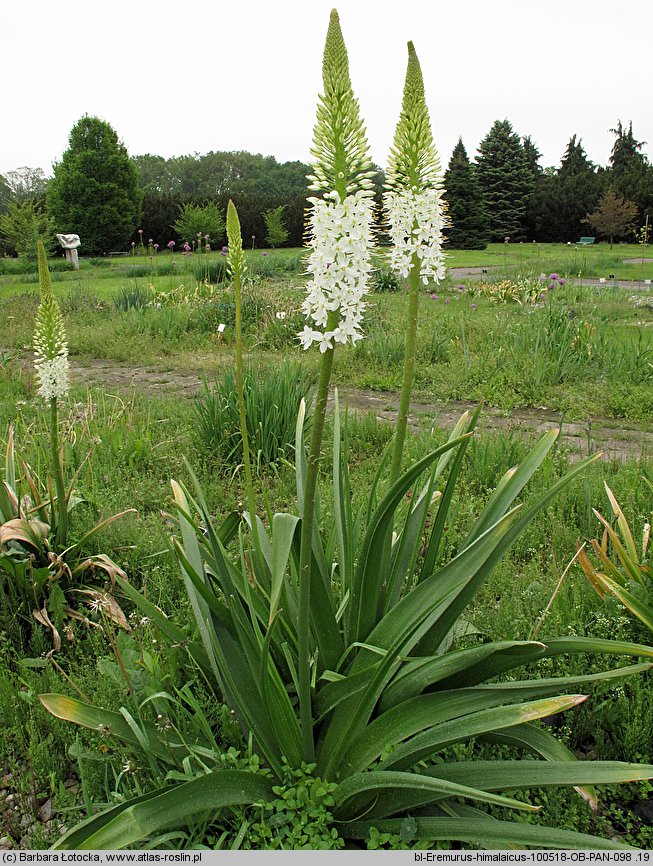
[297,309,339,762]
[390,251,421,484]
[50,397,67,548]
[233,265,262,570]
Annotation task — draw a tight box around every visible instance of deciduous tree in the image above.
[584,188,637,248]
[48,116,142,255]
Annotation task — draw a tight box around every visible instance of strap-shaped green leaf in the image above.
[52,770,274,850]
[333,769,540,822]
[340,816,632,849]
[340,694,585,777]
[348,434,471,645]
[378,640,547,712]
[39,695,181,764]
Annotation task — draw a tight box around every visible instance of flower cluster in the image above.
[383,43,446,287]
[299,190,374,352]
[34,242,69,401]
[385,187,447,284]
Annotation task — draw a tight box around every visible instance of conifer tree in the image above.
[556,135,603,241]
[444,138,487,249]
[521,135,543,241]
[608,120,653,222]
[475,119,534,240]
[48,116,142,255]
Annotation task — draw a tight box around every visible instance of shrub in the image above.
[174,202,225,248]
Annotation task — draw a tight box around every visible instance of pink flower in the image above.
[153,243,159,250]
[262,252,268,256]
[430,293,437,300]
[167,240,175,249]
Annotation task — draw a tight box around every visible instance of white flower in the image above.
[35,355,70,401]
[298,190,374,350]
[385,187,447,285]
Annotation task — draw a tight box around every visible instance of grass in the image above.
[2,246,653,422]
[2,245,653,848]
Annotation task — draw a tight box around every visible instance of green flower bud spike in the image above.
[307,9,375,200]
[385,42,446,484]
[385,41,442,195]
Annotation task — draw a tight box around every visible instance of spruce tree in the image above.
[444,138,487,249]
[475,120,534,241]
[556,136,603,241]
[608,120,653,222]
[521,135,543,240]
[48,116,142,255]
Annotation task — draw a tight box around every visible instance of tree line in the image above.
[1,115,651,258]
[446,119,653,248]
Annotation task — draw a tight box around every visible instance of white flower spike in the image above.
[384,42,447,286]
[299,9,375,351]
[33,241,69,401]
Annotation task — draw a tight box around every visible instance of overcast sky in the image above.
[3,0,652,179]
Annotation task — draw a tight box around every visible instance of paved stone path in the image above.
[67,357,651,462]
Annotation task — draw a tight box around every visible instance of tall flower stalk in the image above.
[297,8,375,761]
[385,42,446,483]
[34,239,70,546]
[226,200,262,567]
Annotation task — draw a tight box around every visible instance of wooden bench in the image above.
[107,251,129,257]
[577,237,595,245]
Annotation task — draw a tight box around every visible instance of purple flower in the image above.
[471,303,477,310]
[456,284,465,291]
[183,242,191,252]
[504,236,510,243]
[167,240,175,249]
[548,283,555,290]
[430,293,438,300]
[262,252,268,256]
[444,298,451,304]
[222,246,228,253]
[153,243,159,250]
[559,278,565,286]
[549,273,559,281]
